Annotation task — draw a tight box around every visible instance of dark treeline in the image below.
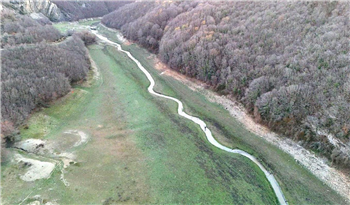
[1,7,91,149]
[52,1,132,21]
[102,1,350,167]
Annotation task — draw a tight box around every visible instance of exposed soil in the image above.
[14,139,53,155]
[153,58,350,202]
[14,154,55,182]
[11,129,89,187]
[63,130,89,147]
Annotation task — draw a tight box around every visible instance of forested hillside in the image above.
[102,1,350,167]
[52,1,131,21]
[1,6,91,146]
[1,11,62,47]
[101,1,198,52]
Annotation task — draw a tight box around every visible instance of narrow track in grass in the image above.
[92,30,288,205]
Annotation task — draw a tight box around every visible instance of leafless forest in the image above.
[102,1,350,167]
[1,9,91,146]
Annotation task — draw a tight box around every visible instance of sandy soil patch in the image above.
[14,139,54,155]
[19,194,59,205]
[12,129,83,186]
[55,152,76,187]
[91,58,100,82]
[153,58,350,202]
[27,201,40,205]
[44,202,59,205]
[83,53,102,88]
[58,152,76,169]
[154,60,202,85]
[116,33,126,43]
[14,154,56,182]
[26,201,59,205]
[63,130,89,147]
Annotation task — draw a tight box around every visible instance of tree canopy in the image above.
[102,1,350,167]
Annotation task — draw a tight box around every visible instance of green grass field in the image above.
[95,45,278,204]
[96,24,346,204]
[1,21,346,204]
[53,19,100,34]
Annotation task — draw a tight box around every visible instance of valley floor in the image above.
[1,21,348,204]
[154,58,350,203]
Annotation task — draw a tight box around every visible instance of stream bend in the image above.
[93,30,288,205]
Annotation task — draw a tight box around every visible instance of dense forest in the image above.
[1,7,91,148]
[103,1,350,167]
[52,1,131,21]
[1,11,62,47]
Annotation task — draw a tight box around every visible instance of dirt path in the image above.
[154,59,350,203]
[93,31,288,205]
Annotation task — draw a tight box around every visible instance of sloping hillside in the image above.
[52,1,131,21]
[102,1,350,167]
[2,0,65,21]
[2,0,132,22]
[1,5,92,152]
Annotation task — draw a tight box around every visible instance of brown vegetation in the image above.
[73,30,97,46]
[102,1,350,167]
[52,1,132,21]
[1,8,91,151]
[1,12,62,47]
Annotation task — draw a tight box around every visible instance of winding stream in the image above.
[92,30,288,205]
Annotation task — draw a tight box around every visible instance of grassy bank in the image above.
[96,24,346,204]
[88,45,278,204]
[53,19,100,33]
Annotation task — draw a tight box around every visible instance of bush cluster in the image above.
[73,30,97,46]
